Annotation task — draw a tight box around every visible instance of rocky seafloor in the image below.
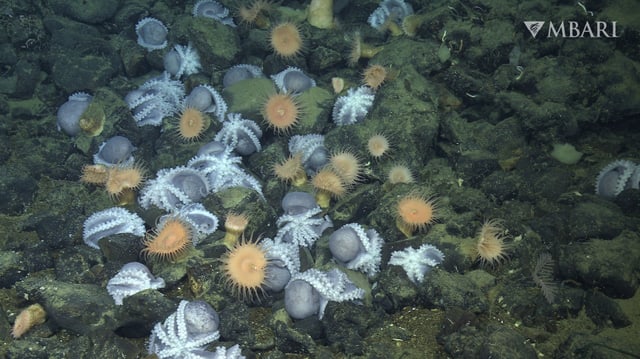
[0,0,639,358]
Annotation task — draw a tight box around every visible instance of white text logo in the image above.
[524,21,619,38]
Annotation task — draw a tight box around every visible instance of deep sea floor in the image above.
[1,0,639,358]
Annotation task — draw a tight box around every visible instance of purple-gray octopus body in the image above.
[135,17,168,51]
[192,0,236,27]
[595,160,640,198]
[56,92,93,136]
[141,141,263,211]
[388,243,445,284]
[223,64,264,88]
[274,191,333,247]
[184,84,228,122]
[367,0,414,31]
[164,43,202,79]
[139,166,210,212]
[93,135,136,166]
[288,134,329,175]
[284,268,364,320]
[214,113,262,156]
[332,86,375,126]
[271,67,316,94]
[125,72,185,127]
[187,142,263,196]
[148,300,234,358]
[260,238,301,292]
[329,223,384,277]
[106,262,165,305]
[82,207,146,249]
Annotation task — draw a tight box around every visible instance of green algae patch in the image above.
[295,86,333,133]
[224,78,276,118]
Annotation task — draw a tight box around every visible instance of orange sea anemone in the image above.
[312,167,347,208]
[270,22,303,58]
[474,219,510,266]
[141,217,193,261]
[388,164,414,184]
[395,193,439,237]
[262,92,300,133]
[105,163,146,199]
[367,133,391,158]
[80,162,145,204]
[221,236,269,300]
[177,107,210,141]
[329,150,362,186]
[237,0,273,29]
[273,153,307,186]
[223,212,250,249]
[362,64,388,90]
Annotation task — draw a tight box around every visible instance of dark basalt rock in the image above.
[559,230,640,298]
